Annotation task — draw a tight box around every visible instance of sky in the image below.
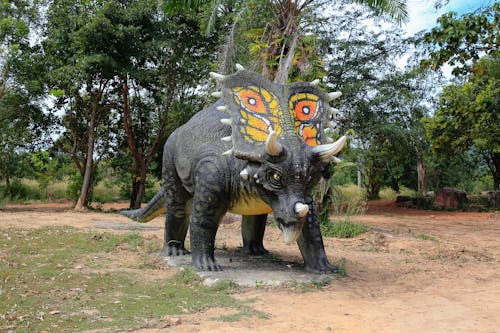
[404,0,491,35]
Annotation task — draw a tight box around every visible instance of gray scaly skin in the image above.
[122,67,346,272]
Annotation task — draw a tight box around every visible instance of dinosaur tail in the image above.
[121,187,167,223]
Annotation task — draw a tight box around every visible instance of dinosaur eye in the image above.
[266,169,284,190]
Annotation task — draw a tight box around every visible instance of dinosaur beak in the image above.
[279,222,304,245]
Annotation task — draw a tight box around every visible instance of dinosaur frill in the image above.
[210,65,346,163]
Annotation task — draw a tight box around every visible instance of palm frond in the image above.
[352,0,408,23]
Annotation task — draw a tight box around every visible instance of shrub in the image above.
[93,181,122,203]
[0,178,43,202]
[331,184,366,216]
[379,187,397,200]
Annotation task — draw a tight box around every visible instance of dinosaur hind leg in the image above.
[242,214,269,255]
[159,166,191,257]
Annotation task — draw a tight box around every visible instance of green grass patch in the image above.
[211,305,270,322]
[321,221,366,238]
[0,227,246,332]
[415,233,437,242]
[285,278,332,293]
[334,257,348,277]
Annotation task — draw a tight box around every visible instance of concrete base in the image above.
[165,249,333,287]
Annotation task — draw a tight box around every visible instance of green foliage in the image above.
[0,178,40,202]
[425,53,500,189]
[421,3,499,75]
[0,227,246,332]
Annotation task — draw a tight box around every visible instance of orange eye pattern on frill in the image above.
[232,86,283,144]
[289,93,322,146]
[289,93,319,121]
[300,125,319,146]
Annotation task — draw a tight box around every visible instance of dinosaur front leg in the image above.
[297,206,338,274]
[241,214,269,255]
[189,159,229,271]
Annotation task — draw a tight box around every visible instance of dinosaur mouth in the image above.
[276,219,304,244]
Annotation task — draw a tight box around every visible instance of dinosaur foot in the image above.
[304,257,339,274]
[159,240,189,256]
[242,243,269,256]
[192,253,222,271]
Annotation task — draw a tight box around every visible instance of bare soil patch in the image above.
[1,201,498,333]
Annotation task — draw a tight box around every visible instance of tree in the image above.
[87,0,219,209]
[43,0,120,210]
[421,3,499,76]
[425,53,500,190]
[0,0,50,195]
[165,0,408,82]
[323,7,410,199]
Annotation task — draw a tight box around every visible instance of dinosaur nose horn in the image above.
[294,202,309,218]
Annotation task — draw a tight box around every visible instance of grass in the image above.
[285,279,332,293]
[0,227,246,332]
[321,221,366,238]
[415,233,437,242]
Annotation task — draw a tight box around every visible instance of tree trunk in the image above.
[416,148,427,194]
[74,106,97,211]
[273,29,300,84]
[122,77,149,209]
[493,152,500,191]
[366,163,383,200]
[5,176,11,196]
[129,162,147,209]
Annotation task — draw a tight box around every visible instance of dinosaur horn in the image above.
[294,202,309,218]
[328,91,342,101]
[265,130,283,156]
[310,79,320,86]
[209,72,228,82]
[312,136,347,161]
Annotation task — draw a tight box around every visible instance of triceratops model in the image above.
[122,65,346,272]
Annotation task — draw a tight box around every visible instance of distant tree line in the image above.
[0,0,497,210]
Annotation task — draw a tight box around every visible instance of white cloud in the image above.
[404,0,487,36]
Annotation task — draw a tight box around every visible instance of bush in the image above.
[379,186,418,201]
[93,181,122,203]
[46,181,69,200]
[0,179,43,202]
[379,187,397,200]
[332,184,366,216]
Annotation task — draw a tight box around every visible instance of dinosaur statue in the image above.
[122,65,346,272]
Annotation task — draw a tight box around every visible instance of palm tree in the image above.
[165,0,407,82]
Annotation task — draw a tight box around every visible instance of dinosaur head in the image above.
[211,65,346,244]
[242,134,346,244]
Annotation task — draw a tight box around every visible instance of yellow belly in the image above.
[228,195,272,215]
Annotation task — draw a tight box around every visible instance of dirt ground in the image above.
[1,200,499,333]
